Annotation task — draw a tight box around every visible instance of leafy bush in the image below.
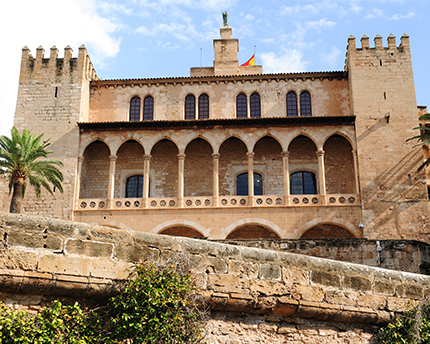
[0,258,204,343]
[379,299,430,343]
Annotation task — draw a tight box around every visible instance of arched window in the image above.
[250,93,261,118]
[290,172,316,195]
[300,91,312,117]
[143,96,154,121]
[129,97,141,121]
[125,175,143,198]
[236,94,247,118]
[286,92,298,117]
[185,94,196,120]
[198,94,209,119]
[237,173,263,196]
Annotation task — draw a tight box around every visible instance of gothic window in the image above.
[286,92,298,117]
[129,97,141,121]
[250,93,261,118]
[198,94,209,119]
[300,91,312,117]
[143,96,154,121]
[236,94,247,118]
[125,175,143,198]
[237,173,263,196]
[185,94,196,120]
[290,171,316,195]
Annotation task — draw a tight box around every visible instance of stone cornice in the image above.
[91,71,348,89]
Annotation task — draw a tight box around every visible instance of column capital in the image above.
[143,154,152,161]
[246,152,255,158]
[352,149,357,156]
[109,155,118,161]
[317,150,325,157]
[177,153,186,160]
[77,155,84,162]
[282,151,290,158]
[212,153,220,159]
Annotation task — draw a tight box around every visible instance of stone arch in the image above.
[253,136,283,195]
[147,134,181,155]
[324,134,355,194]
[159,227,205,238]
[80,140,110,199]
[79,135,112,157]
[150,138,179,197]
[322,130,356,151]
[223,218,283,239]
[179,132,216,154]
[184,138,213,196]
[111,132,145,156]
[219,136,248,196]
[296,218,361,239]
[286,132,319,151]
[250,132,284,152]
[115,139,145,198]
[152,220,208,238]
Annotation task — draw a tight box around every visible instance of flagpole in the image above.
[254,45,256,64]
[200,48,202,68]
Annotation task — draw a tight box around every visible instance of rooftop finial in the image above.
[222,11,230,27]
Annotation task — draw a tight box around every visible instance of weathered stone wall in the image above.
[89,76,350,122]
[1,213,429,343]
[346,35,429,241]
[218,238,430,274]
[13,46,96,220]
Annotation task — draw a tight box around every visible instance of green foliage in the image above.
[379,299,430,343]
[0,259,204,343]
[0,127,64,197]
[407,113,430,172]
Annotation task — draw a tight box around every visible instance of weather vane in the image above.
[222,11,230,27]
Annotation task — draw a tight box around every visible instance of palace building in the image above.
[6,25,430,242]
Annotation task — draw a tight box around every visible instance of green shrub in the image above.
[0,258,204,343]
[379,299,430,343]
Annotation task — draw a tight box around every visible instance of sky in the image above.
[0,0,428,138]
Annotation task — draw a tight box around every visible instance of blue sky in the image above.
[0,0,428,137]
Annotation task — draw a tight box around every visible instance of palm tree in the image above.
[0,127,64,213]
[407,113,430,172]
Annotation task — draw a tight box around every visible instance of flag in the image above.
[240,54,255,66]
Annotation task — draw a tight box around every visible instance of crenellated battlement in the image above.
[19,44,98,84]
[347,33,410,53]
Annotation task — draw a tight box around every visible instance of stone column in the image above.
[317,150,327,205]
[352,150,360,195]
[74,156,84,208]
[177,153,186,207]
[282,151,290,205]
[212,153,220,207]
[143,154,151,208]
[107,155,118,208]
[247,152,255,204]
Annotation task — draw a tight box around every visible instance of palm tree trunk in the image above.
[10,179,24,213]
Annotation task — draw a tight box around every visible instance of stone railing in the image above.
[76,193,360,211]
[0,212,428,329]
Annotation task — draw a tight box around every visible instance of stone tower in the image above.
[346,34,429,240]
[13,45,97,219]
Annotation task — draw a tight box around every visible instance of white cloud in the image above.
[321,47,342,68]
[306,18,337,29]
[366,8,385,19]
[0,0,120,138]
[260,50,309,74]
[390,11,416,20]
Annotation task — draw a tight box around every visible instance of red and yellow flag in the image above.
[240,54,255,66]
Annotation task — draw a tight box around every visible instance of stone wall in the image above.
[218,238,430,274]
[1,213,430,343]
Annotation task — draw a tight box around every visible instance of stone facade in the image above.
[4,25,429,243]
[1,212,430,343]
